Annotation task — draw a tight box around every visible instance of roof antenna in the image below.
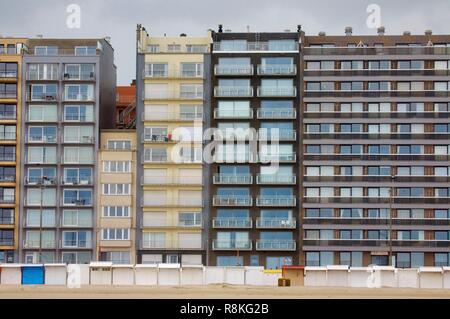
[246,25,250,32]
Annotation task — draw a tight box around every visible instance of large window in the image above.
[63,189,93,206]
[64,105,94,122]
[28,104,57,122]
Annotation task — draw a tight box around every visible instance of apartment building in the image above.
[136,25,210,264]
[301,28,450,268]
[0,39,27,263]
[19,38,116,263]
[204,27,302,268]
[97,130,137,264]
[116,81,136,129]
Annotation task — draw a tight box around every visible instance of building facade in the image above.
[204,29,302,268]
[116,82,136,129]
[19,38,116,263]
[136,25,210,264]
[0,39,27,263]
[97,130,137,264]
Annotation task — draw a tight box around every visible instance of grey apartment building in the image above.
[204,26,450,268]
[19,38,116,263]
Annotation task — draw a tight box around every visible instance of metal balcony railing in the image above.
[258,129,296,141]
[257,108,296,119]
[61,240,92,248]
[259,153,296,163]
[143,69,203,79]
[213,174,253,184]
[63,136,95,144]
[0,91,17,99]
[303,46,450,56]
[141,111,202,122]
[214,65,254,76]
[25,176,57,185]
[256,196,296,207]
[62,197,93,206]
[0,154,15,161]
[256,239,296,250]
[26,71,59,81]
[256,218,296,229]
[256,174,296,184]
[0,195,15,204]
[26,92,57,101]
[63,94,94,102]
[0,111,17,120]
[0,239,13,246]
[0,71,18,78]
[143,90,203,100]
[61,177,93,185]
[23,240,56,249]
[212,195,253,206]
[257,64,296,75]
[0,132,16,140]
[212,218,252,228]
[213,42,299,52]
[212,240,252,250]
[0,217,14,225]
[25,134,57,143]
[62,71,95,81]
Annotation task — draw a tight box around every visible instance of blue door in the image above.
[22,266,45,285]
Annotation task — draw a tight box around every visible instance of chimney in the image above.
[345,27,353,36]
[318,31,326,36]
[180,33,187,37]
[297,25,302,33]
[425,30,432,36]
[377,26,385,36]
[403,31,411,36]
[218,24,223,33]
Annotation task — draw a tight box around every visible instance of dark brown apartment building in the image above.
[203,26,450,268]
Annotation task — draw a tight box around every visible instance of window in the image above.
[107,140,131,150]
[102,184,131,195]
[62,231,91,248]
[62,209,92,227]
[102,206,130,217]
[0,62,18,78]
[102,228,130,240]
[27,147,57,164]
[217,256,244,266]
[180,62,203,77]
[64,84,94,101]
[27,126,56,143]
[34,46,58,55]
[103,161,131,173]
[26,188,56,206]
[101,251,130,264]
[306,251,334,266]
[63,189,93,206]
[64,105,94,122]
[178,212,202,226]
[64,64,94,80]
[63,146,93,164]
[74,46,96,55]
[63,167,92,185]
[0,83,16,99]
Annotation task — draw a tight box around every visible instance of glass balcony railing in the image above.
[63,71,95,81]
[26,134,57,143]
[259,153,296,163]
[256,218,296,229]
[0,71,18,78]
[212,240,252,250]
[256,174,296,184]
[256,239,296,250]
[213,174,253,184]
[26,71,59,81]
[257,64,296,75]
[258,129,296,141]
[213,42,299,52]
[212,218,252,228]
[27,92,57,101]
[213,108,253,119]
[257,108,296,119]
[64,93,94,101]
[256,196,296,206]
[212,195,253,206]
[0,91,17,99]
[214,86,253,97]
[62,177,93,185]
[257,86,296,97]
[61,240,92,248]
[214,65,254,76]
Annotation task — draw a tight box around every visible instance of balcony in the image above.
[302,238,450,249]
[0,110,17,120]
[0,71,18,79]
[257,87,296,97]
[213,174,253,184]
[141,219,202,229]
[303,196,450,204]
[214,153,255,163]
[0,239,13,246]
[62,72,95,81]
[258,129,296,141]
[141,240,203,250]
[212,218,252,228]
[214,65,253,76]
[256,218,297,229]
[142,134,174,143]
[212,195,252,206]
[26,71,59,81]
[213,42,299,52]
[144,90,203,100]
[62,198,93,207]
[61,177,93,186]
[256,196,296,207]
[23,240,56,249]
[256,239,296,251]
[61,240,92,249]
[257,108,296,119]
[142,176,202,186]
[212,240,252,250]
[303,132,450,140]
[303,110,450,119]
[24,176,57,186]
[303,90,450,98]
[303,175,450,183]
[63,136,95,144]
[25,134,57,143]
[26,92,57,102]
[141,111,203,122]
[214,86,253,97]
[0,217,14,225]
[0,92,17,99]
[257,64,296,76]
[0,132,16,141]
[303,46,450,56]
[213,108,253,119]
[0,154,15,162]
[303,217,450,226]
[256,174,296,185]
[143,70,203,79]
[259,153,296,163]
[302,153,450,162]
[63,94,94,102]
[0,175,15,183]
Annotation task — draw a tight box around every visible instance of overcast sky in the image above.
[1,0,449,84]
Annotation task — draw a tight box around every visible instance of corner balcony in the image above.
[212,195,253,206]
[256,239,296,251]
[257,64,297,76]
[212,240,252,251]
[213,174,253,185]
[256,218,297,229]
[257,108,296,119]
[256,174,296,185]
[213,108,253,119]
[257,87,296,97]
[258,129,296,141]
[212,217,253,228]
[259,153,296,163]
[214,65,253,76]
[214,86,253,98]
[256,195,296,207]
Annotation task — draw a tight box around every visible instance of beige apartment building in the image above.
[97,130,137,264]
[136,25,210,264]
